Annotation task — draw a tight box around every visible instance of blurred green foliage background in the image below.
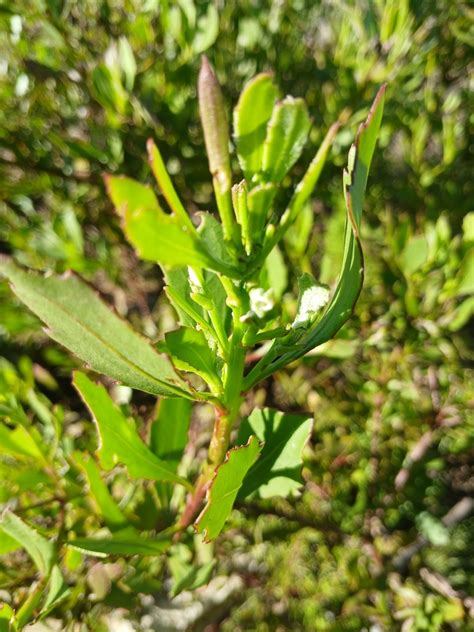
[0,1,473,630]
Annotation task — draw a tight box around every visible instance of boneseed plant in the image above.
[0,59,384,550]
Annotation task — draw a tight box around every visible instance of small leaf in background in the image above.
[68,535,170,558]
[195,436,261,542]
[40,565,70,619]
[193,4,219,54]
[238,408,313,499]
[165,327,221,389]
[91,64,127,114]
[150,398,192,467]
[0,603,16,632]
[0,510,55,576]
[233,73,278,181]
[0,257,191,399]
[399,235,429,276]
[73,372,192,490]
[416,512,450,546]
[168,547,215,597]
[293,273,330,328]
[0,423,45,461]
[74,452,129,531]
[118,37,137,91]
[261,97,311,183]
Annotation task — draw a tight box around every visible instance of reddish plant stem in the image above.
[177,406,236,531]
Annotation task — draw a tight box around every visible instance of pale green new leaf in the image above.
[0,257,191,399]
[0,510,55,576]
[195,436,261,542]
[106,176,239,277]
[238,409,313,498]
[261,97,311,183]
[233,73,278,181]
[73,372,192,490]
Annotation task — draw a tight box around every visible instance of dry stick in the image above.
[393,497,474,572]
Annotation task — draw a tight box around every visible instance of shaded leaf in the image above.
[195,436,261,542]
[0,257,191,399]
[73,372,192,490]
[165,327,221,389]
[238,408,313,498]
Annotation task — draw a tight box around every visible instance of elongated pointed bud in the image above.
[198,56,231,191]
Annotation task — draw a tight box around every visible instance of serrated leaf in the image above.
[68,535,170,557]
[0,510,55,576]
[233,73,278,180]
[195,436,261,542]
[73,372,192,490]
[237,408,313,499]
[165,327,221,389]
[0,257,191,399]
[261,97,311,183]
[74,452,129,531]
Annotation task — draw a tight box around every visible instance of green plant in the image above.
[0,59,384,626]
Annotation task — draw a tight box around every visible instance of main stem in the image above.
[177,406,238,530]
[178,293,246,531]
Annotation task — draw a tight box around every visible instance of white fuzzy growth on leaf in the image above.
[293,274,330,328]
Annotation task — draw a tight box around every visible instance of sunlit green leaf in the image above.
[73,372,192,490]
[165,327,221,389]
[195,436,261,541]
[67,535,170,557]
[0,510,55,576]
[238,409,313,498]
[0,257,191,399]
[233,73,278,181]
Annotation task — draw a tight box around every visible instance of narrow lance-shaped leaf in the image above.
[233,73,278,181]
[0,257,192,399]
[261,97,311,183]
[237,409,313,499]
[67,535,170,558]
[195,436,261,542]
[73,372,193,490]
[74,452,129,531]
[106,175,239,277]
[244,85,386,388]
[0,510,55,576]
